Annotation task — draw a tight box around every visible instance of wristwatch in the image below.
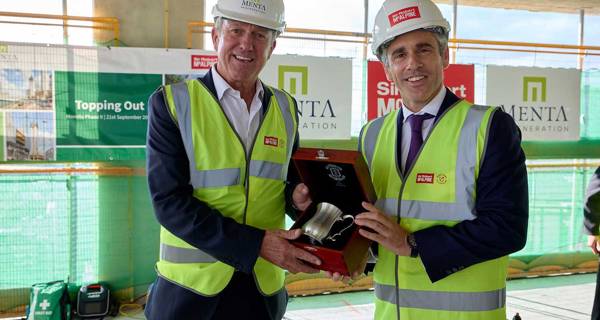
[406,233,419,258]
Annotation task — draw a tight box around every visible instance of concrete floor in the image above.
[284,273,596,320]
[97,273,597,320]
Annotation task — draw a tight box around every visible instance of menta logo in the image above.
[523,76,546,102]
[278,65,337,130]
[241,0,266,13]
[499,76,568,133]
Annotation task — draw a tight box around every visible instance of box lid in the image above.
[292,148,376,216]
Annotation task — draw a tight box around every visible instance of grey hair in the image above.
[377,26,449,68]
[214,17,280,40]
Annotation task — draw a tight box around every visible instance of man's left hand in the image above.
[354,201,411,257]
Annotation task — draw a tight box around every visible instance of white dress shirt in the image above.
[211,67,264,154]
[400,86,446,173]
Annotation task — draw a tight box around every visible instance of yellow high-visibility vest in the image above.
[361,100,507,319]
[157,80,298,296]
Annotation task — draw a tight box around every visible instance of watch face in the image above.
[407,234,418,257]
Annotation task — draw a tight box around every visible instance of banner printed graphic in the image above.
[486,65,580,141]
[367,61,474,120]
[0,43,354,161]
[262,55,353,140]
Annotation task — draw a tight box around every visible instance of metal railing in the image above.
[0,164,135,175]
[527,161,600,169]
[187,21,370,58]
[0,161,598,175]
[187,20,600,69]
[0,11,120,46]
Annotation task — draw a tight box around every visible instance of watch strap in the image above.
[407,233,418,258]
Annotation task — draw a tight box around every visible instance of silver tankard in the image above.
[301,202,355,244]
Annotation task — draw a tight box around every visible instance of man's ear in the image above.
[382,62,393,82]
[267,40,277,59]
[442,46,450,69]
[211,27,219,51]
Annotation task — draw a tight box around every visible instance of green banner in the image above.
[54,71,161,160]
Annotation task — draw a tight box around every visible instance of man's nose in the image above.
[238,32,254,50]
[406,52,423,70]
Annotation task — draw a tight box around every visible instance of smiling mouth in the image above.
[234,55,254,63]
[406,75,426,82]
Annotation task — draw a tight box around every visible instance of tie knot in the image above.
[407,113,434,132]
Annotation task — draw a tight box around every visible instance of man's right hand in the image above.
[260,229,321,274]
[292,183,312,211]
[325,249,369,283]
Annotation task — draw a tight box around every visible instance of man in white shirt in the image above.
[144,0,319,319]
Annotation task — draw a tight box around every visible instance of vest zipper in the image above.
[395,181,406,319]
[392,99,460,318]
[396,112,407,317]
[198,79,264,226]
[242,94,271,225]
[395,113,406,318]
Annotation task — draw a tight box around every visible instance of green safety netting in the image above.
[1,69,599,314]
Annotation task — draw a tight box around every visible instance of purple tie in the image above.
[405,113,434,171]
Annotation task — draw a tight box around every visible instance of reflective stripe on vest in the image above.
[170,82,295,186]
[374,282,506,312]
[249,160,284,181]
[158,80,296,296]
[361,100,505,319]
[160,243,217,263]
[362,116,385,170]
[366,105,491,221]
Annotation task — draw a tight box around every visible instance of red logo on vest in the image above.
[388,6,421,27]
[416,173,434,184]
[264,136,279,147]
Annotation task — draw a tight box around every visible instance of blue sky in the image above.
[2,69,25,88]
[10,111,53,133]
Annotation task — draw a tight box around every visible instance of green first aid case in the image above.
[27,280,71,320]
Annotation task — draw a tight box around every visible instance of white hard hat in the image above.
[372,0,450,56]
[212,0,286,33]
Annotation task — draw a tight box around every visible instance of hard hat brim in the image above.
[212,5,286,33]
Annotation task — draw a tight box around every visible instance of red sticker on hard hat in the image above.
[416,173,434,184]
[264,136,279,147]
[388,6,421,27]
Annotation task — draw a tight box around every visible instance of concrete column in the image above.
[450,0,457,64]
[578,8,585,70]
[93,0,204,49]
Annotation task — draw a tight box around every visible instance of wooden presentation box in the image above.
[290,147,376,276]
